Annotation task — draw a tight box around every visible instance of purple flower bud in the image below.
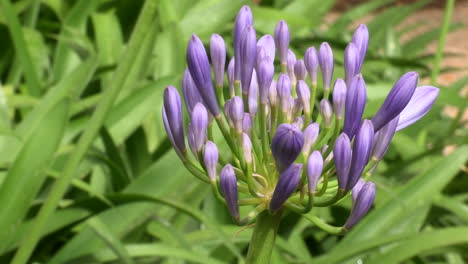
[347,120,374,190]
[270,164,302,211]
[351,178,366,201]
[210,34,226,87]
[243,113,253,136]
[372,72,418,131]
[351,24,369,72]
[292,116,304,130]
[249,69,258,115]
[229,96,244,133]
[307,151,323,193]
[396,85,439,131]
[334,133,352,190]
[297,80,311,114]
[187,124,197,157]
[371,115,398,160]
[242,133,253,164]
[287,49,297,84]
[187,35,220,116]
[333,79,346,119]
[268,80,278,106]
[345,181,375,229]
[240,25,257,95]
[220,164,239,220]
[162,107,183,159]
[277,74,292,112]
[234,5,253,81]
[257,34,275,64]
[274,20,290,65]
[294,59,307,81]
[271,123,304,172]
[344,43,359,86]
[204,141,218,181]
[320,99,333,128]
[191,103,209,152]
[257,57,274,104]
[228,58,235,97]
[182,69,203,114]
[224,99,234,127]
[291,98,303,119]
[304,47,318,85]
[303,123,320,154]
[318,42,334,92]
[164,86,185,153]
[343,74,367,138]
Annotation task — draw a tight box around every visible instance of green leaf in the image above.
[0,99,69,254]
[334,145,468,247]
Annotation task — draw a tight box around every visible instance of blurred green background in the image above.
[0,0,466,263]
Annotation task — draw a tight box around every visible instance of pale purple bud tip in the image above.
[268,80,277,106]
[351,178,366,201]
[187,124,197,157]
[291,98,303,118]
[224,99,234,127]
[270,164,302,211]
[243,113,253,136]
[304,47,318,85]
[297,80,311,113]
[257,58,274,104]
[210,34,226,86]
[333,79,347,118]
[204,141,218,181]
[372,72,418,131]
[228,58,235,97]
[234,5,253,81]
[164,86,185,153]
[191,103,209,152]
[320,99,333,128]
[371,116,398,160]
[343,74,367,138]
[274,20,290,65]
[347,120,374,190]
[162,108,183,159]
[396,85,439,131]
[277,74,292,112]
[182,69,203,114]
[240,25,257,94]
[271,123,304,172]
[294,59,307,81]
[287,49,297,84]
[292,116,304,130]
[220,164,239,220]
[249,70,258,115]
[242,133,253,164]
[318,42,334,91]
[344,43,359,86]
[229,96,244,133]
[257,34,276,64]
[302,123,320,154]
[345,181,375,229]
[334,133,352,190]
[307,151,323,193]
[351,24,369,72]
[187,35,219,116]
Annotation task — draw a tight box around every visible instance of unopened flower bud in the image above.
[297,80,311,114]
[396,85,439,131]
[204,141,218,181]
[220,164,239,220]
[242,133,253,164]
[352,24,369,72]
[294,59,307,81]
[274,20,290,65]
[344,181,375,229]
[332,79,346,119]
[347,120,374,190]
[164,86,185,153]
[302,123,319,154]
[191,103,209,152]
[210,34,226,87]
[271,123,304,172]
[240,25,257,95]
[234,5,253,81]
[320,99,333,128]
[318,42,334,92]
[270,164,302,211]
[343,74,366,138]
[304,47,318,85]
[334,133,352,190]
[307,151,323,193]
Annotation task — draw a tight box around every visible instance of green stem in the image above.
[246,211,282,264]
[430,0,454,85]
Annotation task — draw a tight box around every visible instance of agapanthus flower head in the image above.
[164,6,438,229]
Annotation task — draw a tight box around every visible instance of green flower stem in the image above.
[310,83,317,117]
[210,180,226,205]
[430,0,455,85]
[246,211,282,264]
[314,190,346,207]
[215,84,225,107]
[239,198,262,206]
[235,80,242,97]
[304,214,344,235]
[259,103,269,158]
[245,160,260,197]
[215,115,240,159]
[239,205,265,225]
[280,63,287,73]
[11,1,159,263]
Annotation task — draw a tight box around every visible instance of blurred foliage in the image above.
[0,0,466,263]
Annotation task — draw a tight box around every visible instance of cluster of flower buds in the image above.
[163,6,439,231]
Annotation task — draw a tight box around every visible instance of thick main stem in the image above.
[246,211,282,264]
